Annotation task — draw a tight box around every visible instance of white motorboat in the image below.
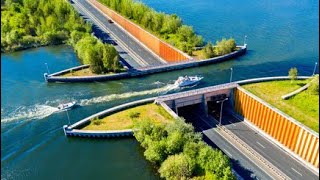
[57,101,76,111]
[174,75,203,87]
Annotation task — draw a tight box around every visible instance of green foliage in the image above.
[288,67,298,83]
[159,154,194,180]
[214,38,236,56]
[129,112,140,119]
[98,0,203,53]
[133,118,234,179]
[202,41,215,59]
[1,0,122,74]
[92,117,104,125]
[308,75,319,95]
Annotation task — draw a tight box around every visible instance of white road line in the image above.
[256,142,266,149]
[291,168,303,176]
[223,149,233,157]
[228,121,236,126]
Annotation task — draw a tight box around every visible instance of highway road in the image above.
[222,111,318,180]
[178,104,318,180]
[73,0,166,68]
[178,106,273,180]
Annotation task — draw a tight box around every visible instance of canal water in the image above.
[1,0,318,179]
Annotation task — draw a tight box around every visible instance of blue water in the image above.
[1,0,318,179]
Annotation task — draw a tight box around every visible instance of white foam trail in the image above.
[79,84,179,106]
[1,105,59,123]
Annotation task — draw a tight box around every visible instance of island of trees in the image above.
[1,0,121,74]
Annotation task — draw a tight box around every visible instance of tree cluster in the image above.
[202,38,237,59]
[99,0,204,55]
[1,0,122,74]
[73,35,121,74]
[134,118,235,180]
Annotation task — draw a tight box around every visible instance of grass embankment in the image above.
[82,103,175,130]
[242,79,319,132]
[61,67,127,77]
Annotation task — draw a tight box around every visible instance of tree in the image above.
[144,140,167,164]
[159,154,194,180]
[288,67,298,83]
[214,38,236,56]
[202,41,215,59]
[308,75,319,95]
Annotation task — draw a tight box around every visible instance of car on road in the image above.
[108,19,113,23]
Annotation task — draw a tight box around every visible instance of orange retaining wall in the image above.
[88,0,189,63]
[234,87,319,169]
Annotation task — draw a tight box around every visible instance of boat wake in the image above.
[1,83,182,122]
[79,83,179,106]
[1,105,59,123]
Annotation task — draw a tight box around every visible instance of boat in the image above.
[57,101,76,111]
[174,75,203,87]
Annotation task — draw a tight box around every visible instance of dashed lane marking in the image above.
[291,168,303,176]
[256,142,266,149]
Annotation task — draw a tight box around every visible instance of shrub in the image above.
[308,75,319,95]
[129,112,140,119]
[288,67,298,83]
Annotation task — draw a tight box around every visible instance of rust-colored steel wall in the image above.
[88,0,189,62]
[234,88,319,169]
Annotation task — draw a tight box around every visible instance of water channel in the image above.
[1,0,318,179]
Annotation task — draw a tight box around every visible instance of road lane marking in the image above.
[256,142,266,149]
[223,149,233,157]
[228,120,236,126]
[291,168,302,176]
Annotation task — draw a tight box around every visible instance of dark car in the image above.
[108,19,113,23]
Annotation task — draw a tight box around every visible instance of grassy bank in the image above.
[82,103,175,130]
[242,79,319,132]
[60,67,127,77]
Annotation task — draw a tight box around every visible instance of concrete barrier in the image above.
[63,97,156,138]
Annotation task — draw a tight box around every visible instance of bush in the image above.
[214,38,236,56]
[288,67,298,83]
[308,75,319,95]
[133,118,234,179]
[129,112,140,119]
[159,154,194,180]
[92,117,104,125]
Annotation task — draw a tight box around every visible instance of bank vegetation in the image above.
[98,0,238,57]
[1,0,122,74]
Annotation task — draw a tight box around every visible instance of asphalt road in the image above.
[222,111,318,180]
[178,106,273,180]
[73,0,166,68]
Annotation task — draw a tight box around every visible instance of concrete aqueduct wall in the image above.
[88,0,190,63]
[233,87,319,170]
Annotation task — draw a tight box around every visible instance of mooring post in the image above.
[63,125,68,136]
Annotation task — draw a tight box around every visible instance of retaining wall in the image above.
[63,97,156,138]
[46,45,246,83]
[88,0,190,62]
[233,85,319,170]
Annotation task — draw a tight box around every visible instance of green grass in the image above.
[61,67,126,77]
[81,103,176,131]
[242,79,319,132]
